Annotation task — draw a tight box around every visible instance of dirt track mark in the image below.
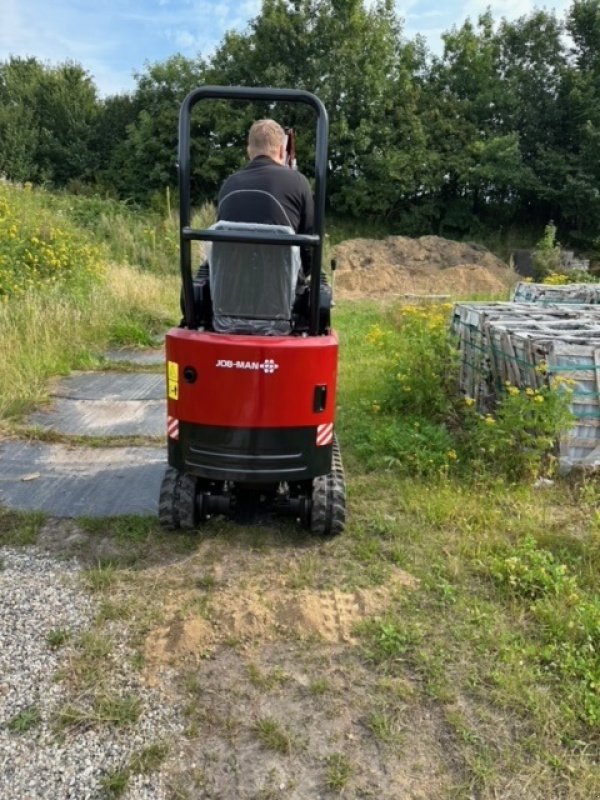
[142,568,418,674]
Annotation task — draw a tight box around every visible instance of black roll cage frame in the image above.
[178,86,329,336]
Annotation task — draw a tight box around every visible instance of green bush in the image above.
[383,303,458,419]
[356,302,575,480]
[533,222,561,280]
[463,382,575,480]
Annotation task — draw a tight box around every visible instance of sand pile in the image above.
[332,234,517,298]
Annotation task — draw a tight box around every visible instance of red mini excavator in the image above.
[159,86,345,535]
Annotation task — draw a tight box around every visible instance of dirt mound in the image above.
[332,235,516,298]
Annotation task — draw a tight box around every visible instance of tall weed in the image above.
[0,266,178,419]
[0,184,104,296]
[0,182,216,278]
[384,303,458,419]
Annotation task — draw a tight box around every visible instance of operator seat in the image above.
[208,220,301,335]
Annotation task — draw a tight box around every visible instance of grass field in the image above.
[0,183,599,797]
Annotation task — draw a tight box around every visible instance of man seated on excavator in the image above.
[217,119,314,279]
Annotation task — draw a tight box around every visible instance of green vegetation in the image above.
[62,631,114,689]
[46,628,71,649]
[84,564,119,593]
[342,303,574,481]
[7,705,41,733]
[100,743,170,799]
[0,134,597,794]
[324,753,353,792]
[533,222,563,280]
[247,663,290,690]
[254,717,295,753]
[1,1,600,247]
[308,677,330,696]
[365,709,403,745]
[35,289,595,794]
[55,693,142,731]
[0,183,103,296]
[99,769,130,800]
[0,509,45,547]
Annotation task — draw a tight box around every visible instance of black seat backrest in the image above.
[208,221,301,335]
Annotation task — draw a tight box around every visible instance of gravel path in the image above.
[0,548,183,800]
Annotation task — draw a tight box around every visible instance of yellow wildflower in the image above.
[366,330,385,346]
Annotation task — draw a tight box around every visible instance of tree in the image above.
[558,0,600,239]
[108,55,208,202]
[204,0,429,217]
[421,12,516,233]
[0,57,98,186]
[89,93,140,194]
[36,62,99,185]
[0,57,43,181]
[0,103,39,182]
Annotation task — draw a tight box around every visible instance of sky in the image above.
[0,0,575,97]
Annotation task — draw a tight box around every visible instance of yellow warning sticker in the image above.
[167,361,179,400]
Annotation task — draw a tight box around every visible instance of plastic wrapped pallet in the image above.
[512,282,600,305]
[527,337,600,472]
[452,300,600,471]
[488,320,600,394]
[451,302,597,410]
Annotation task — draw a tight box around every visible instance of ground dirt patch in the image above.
[145,615,214,667]
[166,643,458,800]
[333,235,517,298]
[141,565,417,673]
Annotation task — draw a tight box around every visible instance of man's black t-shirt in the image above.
[217,155,314,275]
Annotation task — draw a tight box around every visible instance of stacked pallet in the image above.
[512,282,600,305]
[452,301,600,471]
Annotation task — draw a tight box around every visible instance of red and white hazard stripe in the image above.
[167,415,179,440]
[316,423,334,447]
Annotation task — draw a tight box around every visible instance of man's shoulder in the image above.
[281,167,312,193]
[218,168,247,198]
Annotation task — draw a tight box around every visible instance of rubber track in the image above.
[158,467,179,530]
[158,467,197,530]
[310,436,346,536]
[176,473,198,530]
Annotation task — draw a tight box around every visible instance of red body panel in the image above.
[166,329,338,429]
